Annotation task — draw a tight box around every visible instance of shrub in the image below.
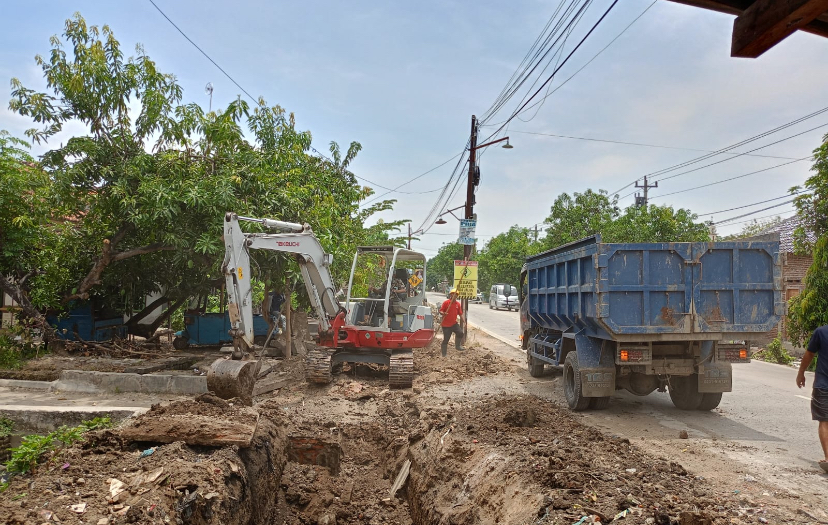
[762,338,795,365]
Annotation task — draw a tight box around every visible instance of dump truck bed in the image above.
[525,236,783,341]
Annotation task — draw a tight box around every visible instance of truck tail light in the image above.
[718,345,750,363]
[616,346,651,365]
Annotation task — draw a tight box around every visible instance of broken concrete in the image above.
[54,370,208,395]
[0,405,146,433]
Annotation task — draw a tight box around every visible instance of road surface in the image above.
[428,292,828,504]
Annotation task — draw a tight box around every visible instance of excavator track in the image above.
[306,347,332,384]
[389,350,414,389]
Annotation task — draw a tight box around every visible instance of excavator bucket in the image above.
[206,358,257,405]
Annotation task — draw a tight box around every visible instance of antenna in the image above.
[205,82,213,112]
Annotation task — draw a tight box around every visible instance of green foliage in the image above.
[542,189,619,248]
[808,354,818,372]
[477,226,541,294]
[720,216,784,241]
[5,416,112,475]
[425,243,466,290]
[0,320,44,369]
[758,337,795,365]
[0,417,13,438]
[541,190,708,249]
[2,14,400,320]
[788,135,828,344]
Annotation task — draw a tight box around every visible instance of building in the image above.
[744,216,815,342]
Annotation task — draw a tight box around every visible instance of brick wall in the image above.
[779,253,813,341]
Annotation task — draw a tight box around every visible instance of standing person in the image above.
[269,291,287,335]
[796,324,828,473]
[439,288,465,357]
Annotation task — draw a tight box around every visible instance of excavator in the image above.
[207,213,435,401]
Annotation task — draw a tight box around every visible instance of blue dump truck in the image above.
[519,235,782,411]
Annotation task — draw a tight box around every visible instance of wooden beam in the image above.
[665,0,828,45]
[731,0,828,57]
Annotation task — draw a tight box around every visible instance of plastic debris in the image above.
[109,478,127,499]
[70,502,87,513]
[625,468,637,474]
[61,462,70,470]
[140,447,156,458]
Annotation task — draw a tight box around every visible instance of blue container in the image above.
[47,303,126,342]
[175,311,270,347]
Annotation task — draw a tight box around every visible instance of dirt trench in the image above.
[1,333,806,525]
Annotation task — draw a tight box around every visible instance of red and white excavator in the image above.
[207,213,435,400]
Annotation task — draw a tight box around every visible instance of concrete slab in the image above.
[0,379,55,390]
[0,405,147,433]
[54,370,208,395]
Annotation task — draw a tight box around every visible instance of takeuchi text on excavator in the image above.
[206,212,435,402]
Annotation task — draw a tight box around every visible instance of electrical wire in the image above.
[485,0,657,128]
[715,210,796,228]
[610,105,828,195]
[618,123,827,200]
[478,0,621,144]
[712,199,799,225]
[509,130,800,160]
[650,156,811,199]
[699,192,805,217]
[358,152,465,208]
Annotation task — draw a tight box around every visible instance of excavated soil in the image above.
[0,333,807,525]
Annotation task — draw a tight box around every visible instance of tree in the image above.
[477,226,539,293]
[605,204,709,243]
[720,216,784,240]
[787,135,828,345]
[425,243,465,290]
[3,14,401,330]
[542,189,618,249]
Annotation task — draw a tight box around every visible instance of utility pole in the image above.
[635,175,658,207]
[533,224,539,243]
[462,115,479,339]
[407,223,412,250]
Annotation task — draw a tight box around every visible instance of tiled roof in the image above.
[754,215,815,253]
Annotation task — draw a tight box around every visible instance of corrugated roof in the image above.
[754,215,814,253]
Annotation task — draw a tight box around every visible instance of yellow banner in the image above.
[453,260,478,299]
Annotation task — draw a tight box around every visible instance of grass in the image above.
[0,416,13,438]
[3,416,113,478]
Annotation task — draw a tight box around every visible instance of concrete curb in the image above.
[0,405,147,433]
[55,370,208,395]
[0,379,56,390]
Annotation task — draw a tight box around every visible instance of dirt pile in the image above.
[1,395,286,525]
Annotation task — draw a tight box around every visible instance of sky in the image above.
[1,0,827,259]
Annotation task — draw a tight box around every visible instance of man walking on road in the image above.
[796,325,828,473]
[439,289,465,357]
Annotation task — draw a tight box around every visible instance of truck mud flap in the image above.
[580,368,615,397]
[697,361,732,393]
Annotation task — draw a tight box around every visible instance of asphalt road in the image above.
[427,292,827,495]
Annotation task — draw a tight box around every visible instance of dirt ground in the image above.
[2,331,826,524]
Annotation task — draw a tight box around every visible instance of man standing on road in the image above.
[439,288,465,357]
[796,325,828,473]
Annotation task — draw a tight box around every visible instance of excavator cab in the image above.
[344,247,430,332]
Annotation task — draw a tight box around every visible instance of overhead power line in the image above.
[650,156,811,199]
[699,192,805,217]
[510,130,800,160]
[479,0,621,143]
[485,0,657,128]
[609,105,828,196]
[712,199,798,226]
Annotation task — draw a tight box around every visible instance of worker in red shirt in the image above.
[439,288,465,357]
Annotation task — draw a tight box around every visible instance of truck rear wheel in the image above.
[668,375,703,410]
[563,353,590,411]
[528,354,544,377]
[589,396,611,410]
[697,392,723,411]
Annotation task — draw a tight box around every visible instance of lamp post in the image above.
[447,115,513,338]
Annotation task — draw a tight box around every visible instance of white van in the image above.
[489,283,518,311]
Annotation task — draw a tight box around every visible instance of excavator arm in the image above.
[222,212,342,353]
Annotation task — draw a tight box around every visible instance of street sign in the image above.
[453,260,478,299]
[458,219,476,246]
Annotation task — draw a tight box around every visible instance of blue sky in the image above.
[1,1,827,257]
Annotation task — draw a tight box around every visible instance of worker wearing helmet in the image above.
[439,288,465,357]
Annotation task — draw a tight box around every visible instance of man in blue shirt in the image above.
[796,325,828,472]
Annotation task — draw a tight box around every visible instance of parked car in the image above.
[489,283,518,311]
